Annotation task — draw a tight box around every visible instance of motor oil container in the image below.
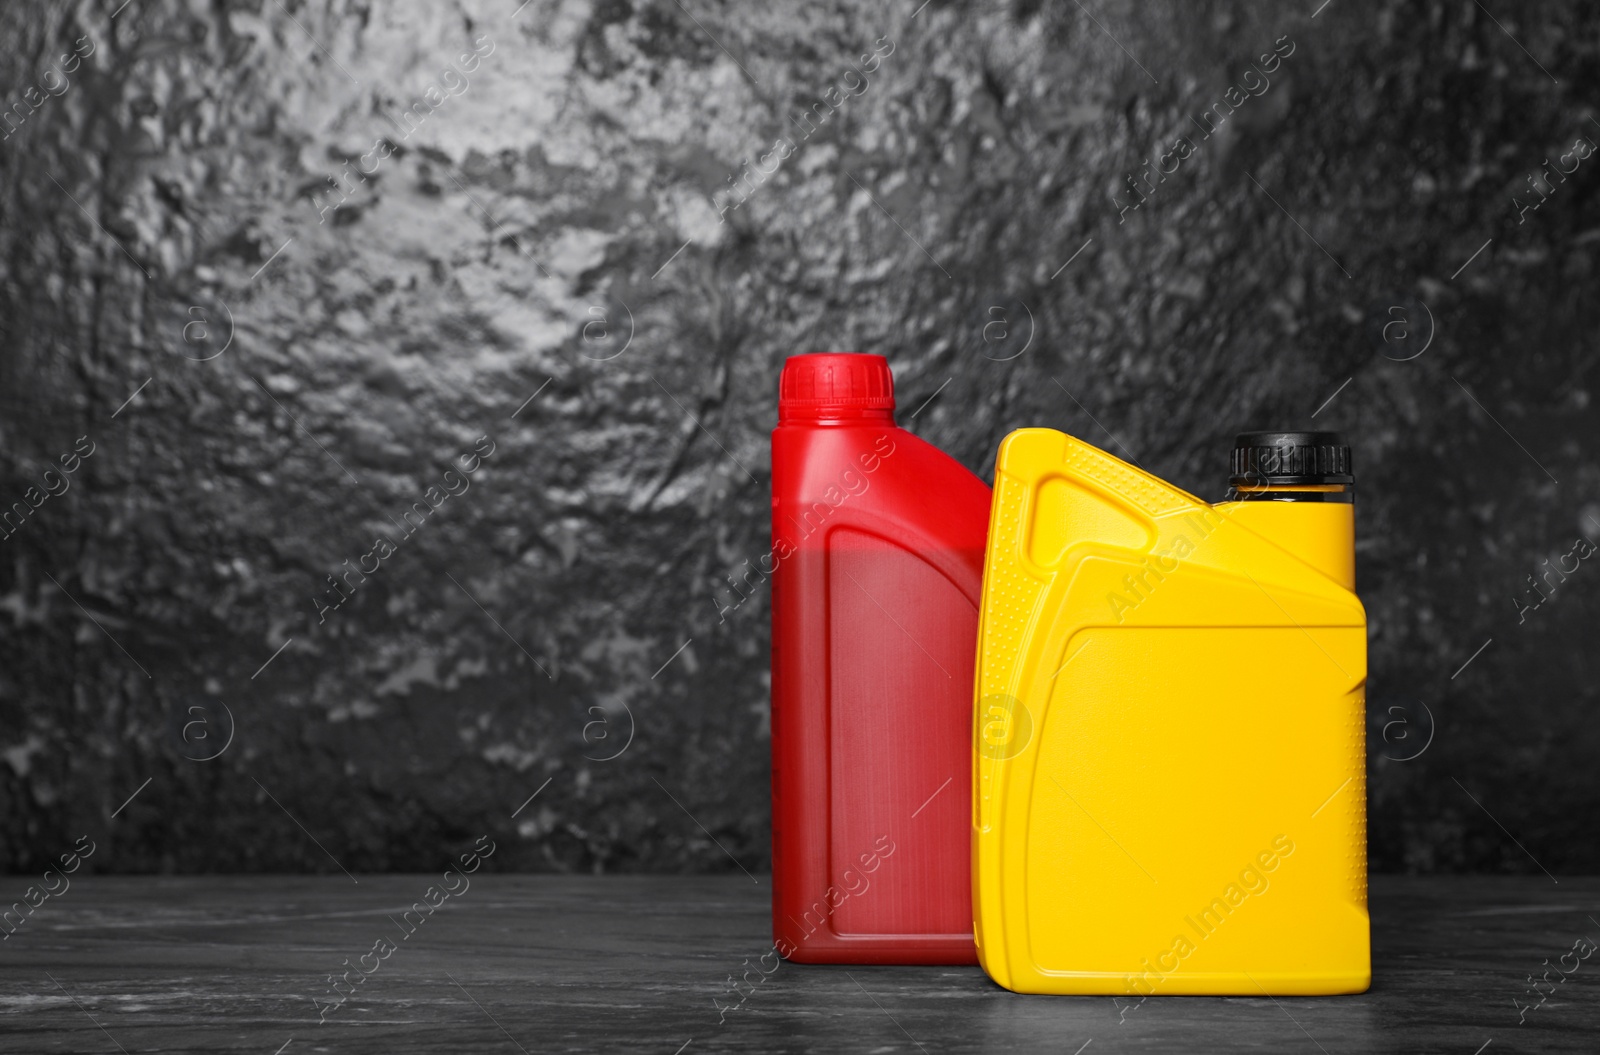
[771,353,989,964]
[972,428,1369,995]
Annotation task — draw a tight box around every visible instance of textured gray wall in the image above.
[1,0,1596,876]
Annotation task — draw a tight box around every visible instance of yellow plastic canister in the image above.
[972,428,1369,996]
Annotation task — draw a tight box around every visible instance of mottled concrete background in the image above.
[0,0,1595,876]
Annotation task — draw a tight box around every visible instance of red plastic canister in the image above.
[770,353,989,964]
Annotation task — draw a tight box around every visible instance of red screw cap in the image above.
[778,353,896,422]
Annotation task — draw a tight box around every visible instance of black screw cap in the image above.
[1230,431,1352,486]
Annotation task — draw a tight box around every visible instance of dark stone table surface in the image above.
[1,875,1596,1053]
